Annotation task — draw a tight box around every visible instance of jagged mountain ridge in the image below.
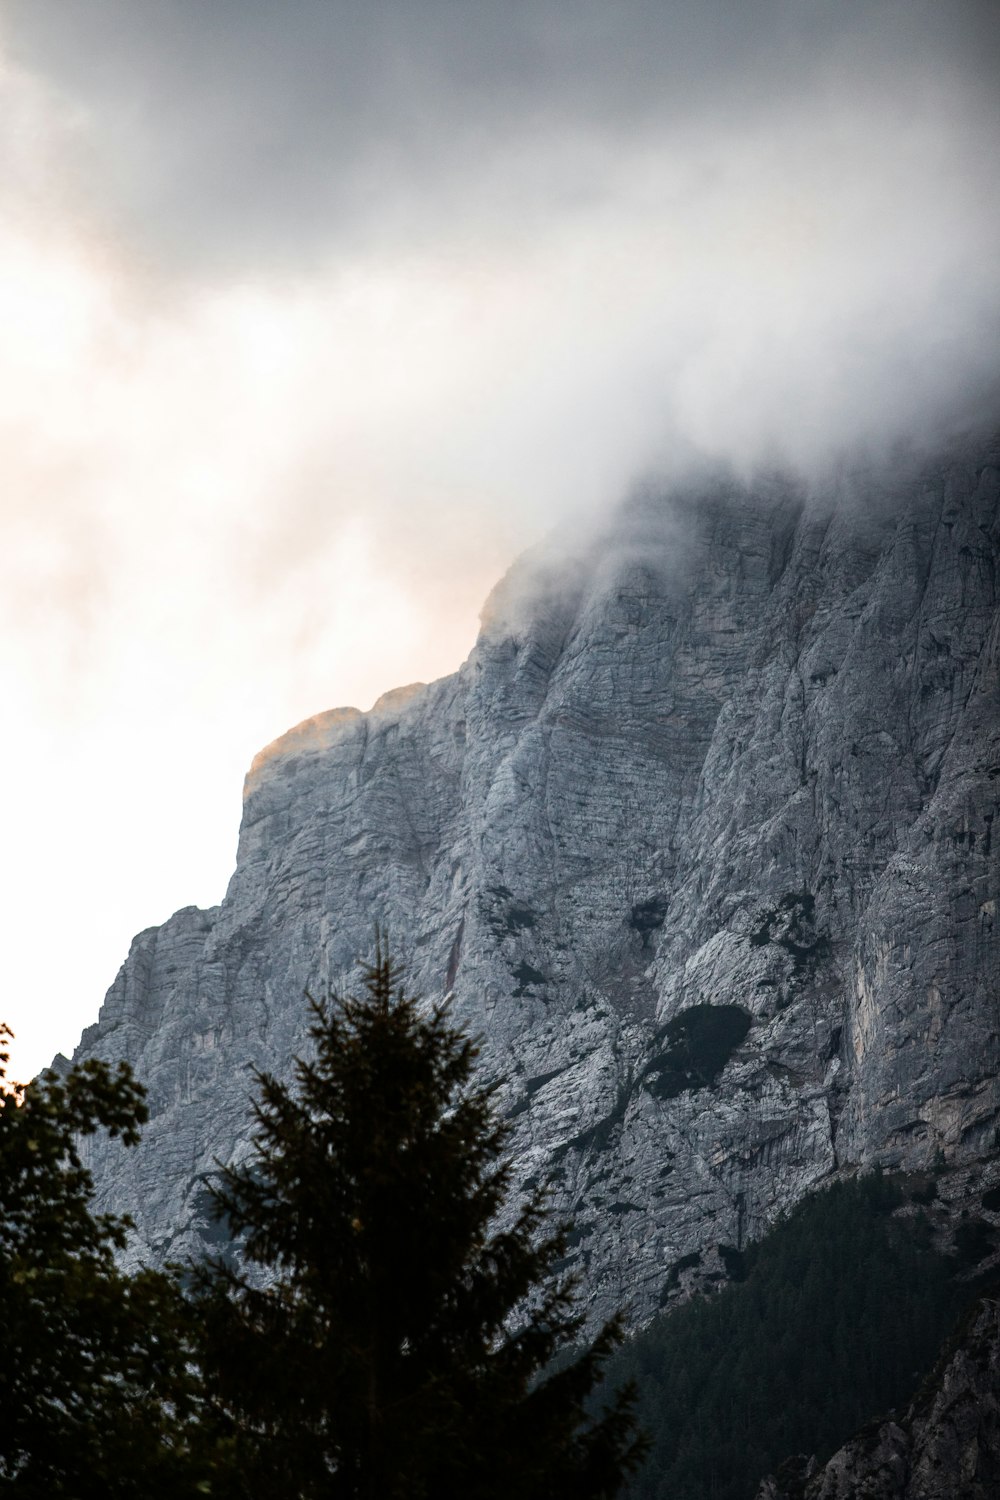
[74,434,1000,1327]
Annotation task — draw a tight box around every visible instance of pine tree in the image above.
[192,946,645,1499]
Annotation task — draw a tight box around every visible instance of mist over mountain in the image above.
[4,0,1000,1093]
[66,421,998,1352]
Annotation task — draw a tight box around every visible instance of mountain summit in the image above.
[73,434,1000,1327]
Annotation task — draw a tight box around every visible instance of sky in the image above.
[1,0,998,1080]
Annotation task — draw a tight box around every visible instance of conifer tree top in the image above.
[194,944,645,1499]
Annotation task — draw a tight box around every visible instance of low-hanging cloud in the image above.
[3,0,998,489]
[0,0,998,1077]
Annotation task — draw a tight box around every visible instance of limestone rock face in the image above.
[73,435,1000,1327]
[757,1297,1000,1500]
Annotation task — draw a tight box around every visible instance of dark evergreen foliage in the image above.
[602,1173,967,1500]
[4,969,980,1500]
[192,947,644,1499]
[0,1025,209,1497]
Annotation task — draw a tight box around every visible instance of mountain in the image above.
[71,431,1000,1331]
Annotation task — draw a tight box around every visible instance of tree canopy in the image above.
[0,1024,209,1497]
[192,946,644,1499]
[603,1172,970,1500]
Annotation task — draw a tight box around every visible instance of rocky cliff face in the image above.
[757,1296,1000,1500]
[72,434,1000,1328]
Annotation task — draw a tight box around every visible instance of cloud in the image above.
[1,0,998,702]
[3,0,997,474]
[3,4,998,253]
[0,0,998,1077]
[0,0,997,740]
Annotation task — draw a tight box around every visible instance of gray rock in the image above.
[72,433,1000,1329]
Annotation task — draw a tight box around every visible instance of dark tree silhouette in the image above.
[0,1025,209,1497]
[193,946,644,1499]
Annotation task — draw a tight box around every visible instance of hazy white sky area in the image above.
[1,0,998,1078]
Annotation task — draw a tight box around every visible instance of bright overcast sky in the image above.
[1,0,998,1079]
